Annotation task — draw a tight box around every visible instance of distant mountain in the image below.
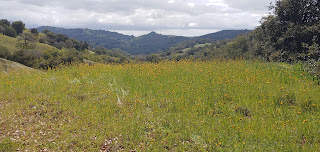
[37,26,133,51]
[128,32,190,54]
[37,26,251,54]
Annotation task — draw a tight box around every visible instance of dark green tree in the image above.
[0,45,10,59]
[30,28,38,35]
[253,0,320,62]
[0,25,4,34]
[4,26,17,37]
[11,21,25,35]
[42,29,51,34]
[0,19,10,26]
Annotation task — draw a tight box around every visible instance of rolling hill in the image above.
[37,26,251,54]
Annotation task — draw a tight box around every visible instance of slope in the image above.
[37,26,134,52]
[0,34,54,53]
[0,58,35,74]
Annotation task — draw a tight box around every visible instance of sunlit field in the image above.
[1,60,320,151]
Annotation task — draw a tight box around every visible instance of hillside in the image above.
[37,26,250,55]
[199,30,251,40]
[37,26,133,51]
[128,32,189,54]
[0,58,34,74]
[0,34,54,53]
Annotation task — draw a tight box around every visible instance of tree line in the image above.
[0,19,25,37]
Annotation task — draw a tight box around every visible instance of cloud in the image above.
[0,0,274,36]
[224,0,276,11]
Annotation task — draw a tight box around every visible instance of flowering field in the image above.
[1,60,320,151]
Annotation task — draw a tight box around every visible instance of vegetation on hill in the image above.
[143,34,252,62]
[37,26,134,52]
[1,60,320,151]
[128,32,189,54]
[0,21,130,69]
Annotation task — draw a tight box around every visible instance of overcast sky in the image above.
[0,0,275,36]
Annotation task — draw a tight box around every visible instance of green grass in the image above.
[194,43,211,48]
[0,60,320,151]
[0,34,19,52]
[181,43,211,53]
[0,34,54,53]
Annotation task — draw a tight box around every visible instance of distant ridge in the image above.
[199,30,252,40]
[37,26,251,54]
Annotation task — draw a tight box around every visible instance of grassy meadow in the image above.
[1,60,320,151]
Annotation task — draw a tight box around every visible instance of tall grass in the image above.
[0,60,320,151]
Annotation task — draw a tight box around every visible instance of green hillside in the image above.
[0,34,19,52]
[0,34,54,53]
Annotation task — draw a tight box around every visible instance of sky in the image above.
[0,0,275,37]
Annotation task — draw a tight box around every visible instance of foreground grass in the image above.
[0,60,320,151]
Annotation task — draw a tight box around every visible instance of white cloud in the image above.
[168,0,175,4]
[0,0,274,36]
[187,2,195,7]
[188,23,198,27]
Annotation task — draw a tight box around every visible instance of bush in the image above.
[0,45,10,59]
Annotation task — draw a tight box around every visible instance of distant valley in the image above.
[37,26,251,55]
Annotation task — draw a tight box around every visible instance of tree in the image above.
[42,29,51,34]
[30,28,38,35]
[0,25,4,34]
[253,0,320,62]
[275,0,320,25]
[16,32,36,50]
[0,45,10,59]
[4,26,17,37]
[11,21,25,35]
[0,19,10,26]
[56,34,68,42]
